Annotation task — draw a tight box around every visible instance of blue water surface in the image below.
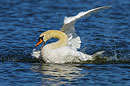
[0,0,130,86]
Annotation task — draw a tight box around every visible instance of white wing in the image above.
[61,6,111,50]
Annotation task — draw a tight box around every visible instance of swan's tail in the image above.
[92,51,105,60]
[79,51,105,61]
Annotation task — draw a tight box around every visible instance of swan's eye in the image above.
[38,35,44,41]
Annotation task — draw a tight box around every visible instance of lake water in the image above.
[0,0,130,86]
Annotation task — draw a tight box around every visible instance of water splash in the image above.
[30,48,130,64]
[31,49,41,59]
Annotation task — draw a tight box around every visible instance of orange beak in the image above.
[35,39,43,47]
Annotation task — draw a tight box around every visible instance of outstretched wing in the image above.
[60,6,111,50]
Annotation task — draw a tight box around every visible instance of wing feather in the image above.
[61,6,111,50]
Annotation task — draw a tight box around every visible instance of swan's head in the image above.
[35,30,68,48]
[35,32,48,48]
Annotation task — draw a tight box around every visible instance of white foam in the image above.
[31,49,40,59]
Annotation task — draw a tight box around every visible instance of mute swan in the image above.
[34,6,111,63]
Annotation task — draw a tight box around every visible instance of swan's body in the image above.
[40,30,93,63]
[33,6,110,63]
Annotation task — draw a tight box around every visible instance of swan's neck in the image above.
[44,30,68,49]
